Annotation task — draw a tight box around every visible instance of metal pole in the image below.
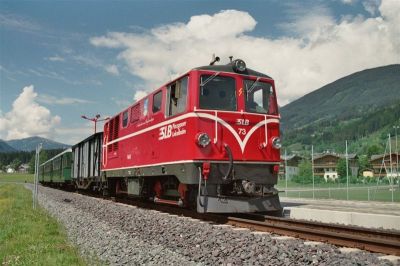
[32,146,38,209]
[285,149,288,197]
[368,187,370,201]
[389,134,393,202]
[394,126,399,187]
[312,145,315,199]
[33,143,42,209]
[346,140,349,201]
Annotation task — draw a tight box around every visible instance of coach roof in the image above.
[194,64,272,79]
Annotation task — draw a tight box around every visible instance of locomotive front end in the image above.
[192,60,282,213]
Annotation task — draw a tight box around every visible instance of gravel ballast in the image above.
[30,185,394,265]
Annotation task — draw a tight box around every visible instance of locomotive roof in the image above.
[193,64,272,79]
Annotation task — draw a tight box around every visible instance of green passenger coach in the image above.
[39,148,72,187]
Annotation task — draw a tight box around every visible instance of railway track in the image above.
[227,215,400,256]
[75,189,400,256]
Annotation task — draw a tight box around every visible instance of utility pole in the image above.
[33,143,42,209]
[312,145,315,200]
[389,134,394,202]
[346,140,349,201]
[394,126,399,187]
[285,149,288,197]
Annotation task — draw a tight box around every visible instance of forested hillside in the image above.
[281,65,400,130]
[281,65,400,154]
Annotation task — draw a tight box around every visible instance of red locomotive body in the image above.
[102,59,282,213]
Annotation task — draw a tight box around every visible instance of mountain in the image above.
[280,64,400,154]
[281,64,400,131]
[0,140,17,153]
[5,136,70,152]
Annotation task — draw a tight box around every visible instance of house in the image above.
[370,153,399,179]
[362,168,374,178]
[313,152,358,181]
[18,164,30,173]
[279,154,303,180]
[6,165,15,174]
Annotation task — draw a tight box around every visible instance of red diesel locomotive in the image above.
[99,57,282,213]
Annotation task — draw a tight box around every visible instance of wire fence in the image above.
[279,185,400,202]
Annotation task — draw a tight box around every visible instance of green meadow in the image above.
[0,184,87,265]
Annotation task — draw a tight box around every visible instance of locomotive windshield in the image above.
[244,79,277,115]
[199,75,236,111]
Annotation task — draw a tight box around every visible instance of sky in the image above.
[0,0,399,144]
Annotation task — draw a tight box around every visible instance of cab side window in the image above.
[167,76,188,117]
[153,91,162,113]
[122,110,129,127]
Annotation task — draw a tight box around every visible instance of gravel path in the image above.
[30,185,394,265]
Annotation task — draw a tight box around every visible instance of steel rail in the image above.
[227,216,400,256]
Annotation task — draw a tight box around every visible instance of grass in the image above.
[0,173,34,183]
[0,184,87,265]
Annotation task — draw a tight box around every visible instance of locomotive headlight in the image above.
[233,59,246,72]
[272,137,282,149]
[197,133,211,147]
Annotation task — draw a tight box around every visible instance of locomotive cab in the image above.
[191,61,282,213]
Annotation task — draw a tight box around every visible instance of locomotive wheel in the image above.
[153,180,163,198]
[178,183,189,207]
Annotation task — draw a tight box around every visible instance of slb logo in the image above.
[236,119,249,126]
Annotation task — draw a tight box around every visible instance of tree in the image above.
[357,155,371,176]
[337,158,349,183]
[28,150,48,174]
[292,159,313,184]
[10,158,22,170]
[367,144,383,158]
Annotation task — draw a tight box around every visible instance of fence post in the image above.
[329,187,331,199]
[368,187,370,201]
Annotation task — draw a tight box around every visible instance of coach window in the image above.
[122,110,129,127]
[167,76,188,116]
[200,75,236,111]
[153,91,162,113]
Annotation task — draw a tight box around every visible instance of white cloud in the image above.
[133,90,148,102]
[37,94,93,105]
[341,0,357,4]
[105,64,119,75]
[0,85,61,140]
[91,3,400,106]
[0,13,41,32]
[46,55,65,62]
